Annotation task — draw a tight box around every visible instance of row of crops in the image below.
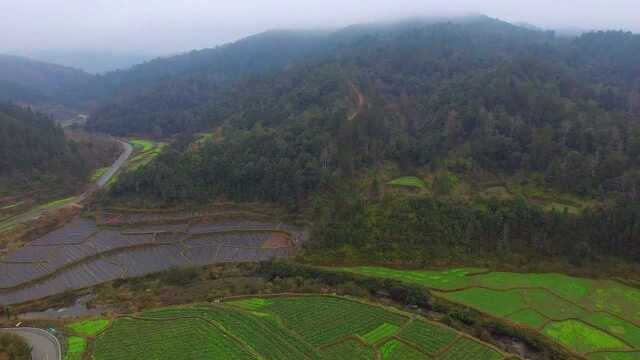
[125,139,166,172]
[340,267,640,359]
[66,295,508,360]
[0,218,298,305]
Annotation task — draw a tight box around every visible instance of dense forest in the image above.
[0,55,92,104]
[99,17,640,265]
[108,17,640,201]
[0,103,92,197]
[306,189,640,264]
[4,16,640,265]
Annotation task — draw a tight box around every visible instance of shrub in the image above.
[0,333,31,360]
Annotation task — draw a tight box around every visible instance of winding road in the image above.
[0,139,133,229]
[348,80,365,122]
[0,327,61,360]
[95,140,133,189]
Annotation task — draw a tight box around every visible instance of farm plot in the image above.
[340,266,640,357]
[95,317,256,360]
[83,295,509,359]
[0,218,299,305]
[124,138,166,172]
[388,176,427,189]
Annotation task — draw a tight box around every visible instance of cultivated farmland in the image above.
[124,138,166,172]
[0,213,300,305]
[75,295,511,360]
[340,267,640,358]
[387,176,426,189]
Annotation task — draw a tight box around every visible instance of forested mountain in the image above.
[0,55,92,104]
[105,17,640,200]
[0,103,89,195]
[21,50,154,74]
[3,15,636,264]
[94,16,640,264]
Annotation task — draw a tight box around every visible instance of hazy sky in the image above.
[2,0,638,54]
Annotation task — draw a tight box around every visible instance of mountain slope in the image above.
[0,103,91,199]
[0,55,92,104]
[104,17,640,204]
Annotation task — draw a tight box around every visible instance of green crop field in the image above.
[339,266,640,357]
[38,196,76,210]
[90,167,109,182]
[125,139,166,172]
[63,337,86,360]
[80,295,507,359]
[587,351,640,360]
[379,339,426,359]
[398,319,459,355]
[388,176,426,189]
[0,202,21,210]
[68,319,110,336]
[130,138,155,152]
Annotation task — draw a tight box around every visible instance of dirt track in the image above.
[348,81,365,121]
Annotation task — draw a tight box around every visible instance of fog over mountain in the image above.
[17,50,157,74]
[2,0,638,56]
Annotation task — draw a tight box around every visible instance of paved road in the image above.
[96,140,133,188]
[0,139,132,230]
[0,327,61,360]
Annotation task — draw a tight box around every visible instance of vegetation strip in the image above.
[80,295,510,359]
[340,267,640,356]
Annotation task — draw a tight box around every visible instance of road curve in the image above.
[96,139,133,188]
[1,139,133,229]
[0,327,61,360]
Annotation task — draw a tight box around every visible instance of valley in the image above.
[1,11,640,360]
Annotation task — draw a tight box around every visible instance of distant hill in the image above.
[0,55,92,104]
[0,103,87,181]
[20,50,156,74]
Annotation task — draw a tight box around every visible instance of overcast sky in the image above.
[2,0,638,54]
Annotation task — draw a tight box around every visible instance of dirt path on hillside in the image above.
[348,81,365,122]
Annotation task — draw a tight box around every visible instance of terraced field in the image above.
[388,176,427,189]
[0,216,301,305]
[339,267,640,359]
[125,138,166,172]
[68,295,511,360]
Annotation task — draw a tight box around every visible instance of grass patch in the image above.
[228,298,273,311]
[587,352,640,360]
[584,313,640,348]
[68,319,110,336]
[125,139,166,172]
[361,323,399,344]
[130,138,155,152]
[506,308,548,329]
[340,267,482,290]
[38,196,76,210]
[0,202,21,210]
[90,167,109,182]
[543,320,629,354]
[440,288,525,318]
[320,339,375,359]
[64,336,87,360]
[387,176,426,189]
